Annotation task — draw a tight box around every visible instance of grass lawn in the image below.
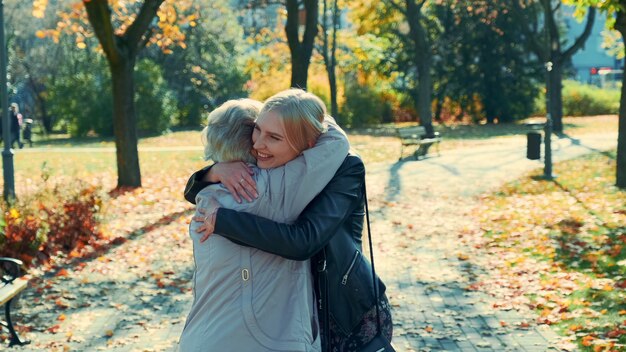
[20,114,619,167]
[471,150,626,351]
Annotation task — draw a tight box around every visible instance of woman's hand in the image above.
[206,162,258,203]
[193,197,220,242]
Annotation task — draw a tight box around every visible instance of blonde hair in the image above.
[201,99,262,163]
[260,89,327,153]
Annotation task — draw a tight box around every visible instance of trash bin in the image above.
[526,131,541,160]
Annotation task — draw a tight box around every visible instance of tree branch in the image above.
[84,0,120,64]
[562,7,596,60]
[124,0,165,56]
[320,0,330,65]
[541,0,559,56]
[285,0,300,53]
[302,0,318,50]
[386,0,406,16]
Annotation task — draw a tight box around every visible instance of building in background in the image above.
[563,6,623,87]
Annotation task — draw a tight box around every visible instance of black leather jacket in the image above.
[184,154,386,335]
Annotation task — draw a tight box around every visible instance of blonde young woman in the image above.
[179,91,350,351]
[186,104,394,350]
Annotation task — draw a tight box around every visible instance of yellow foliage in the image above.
[9,208,19,219]
[33,0,196,55]
[32,0,48,19]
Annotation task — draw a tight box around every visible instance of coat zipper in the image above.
[341,251,360,285]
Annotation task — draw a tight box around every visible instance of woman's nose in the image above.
[253,136,264,150]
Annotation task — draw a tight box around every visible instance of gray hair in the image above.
[201,99,262,163]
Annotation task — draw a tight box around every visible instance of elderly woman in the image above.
[185,109,393,350]
[179,91,350,352]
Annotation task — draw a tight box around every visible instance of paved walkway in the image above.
[365,132,616,352]
[9,132,618,351]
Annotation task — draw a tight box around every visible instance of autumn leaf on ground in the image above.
[457,252,470,261]
[46,324,61,334]
[605,328,626,338]
[581,335,595,347]
[55,299,70,309]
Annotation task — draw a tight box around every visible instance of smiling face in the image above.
[252,111,301,169]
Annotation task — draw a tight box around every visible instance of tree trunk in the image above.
[416,58,434,135]
[39,100,52,134]
[406,0,434,136]
[329,0,339,118]
[33,85,52,133]
[513,2,594,134]
[328,68,338,117]
[615,11,626,188]
[434,93,444,122]
[290,57,309,89]
[110,59,141,188]
[617,74,626,188]
[84,0,164,188]
[24,66,52,133]
[285,0,318,90]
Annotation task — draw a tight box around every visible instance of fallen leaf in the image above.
[47,324,61,334]
[606,328,626,338]
[581,335,595,347]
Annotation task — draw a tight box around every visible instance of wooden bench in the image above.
[0,257,28,346]
[397,126,442,160]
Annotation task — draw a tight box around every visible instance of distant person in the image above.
[22,118,33,147]
[9,103,23,149]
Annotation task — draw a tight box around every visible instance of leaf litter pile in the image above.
[2,171,198,350]
[463,152,626,351]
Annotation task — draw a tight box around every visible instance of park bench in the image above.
[397,125,442,160]
[0,257,28,347]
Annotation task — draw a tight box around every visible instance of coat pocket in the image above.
[333,250,379,334]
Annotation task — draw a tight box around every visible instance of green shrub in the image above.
[563,80,620,116]
[135,59,179,135]
[0,181,105,267]
[341,80,393,127]
[46,65,113,137]
[534,80,620,116]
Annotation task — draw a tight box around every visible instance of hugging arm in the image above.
[184,165,213,204]
[184,162,255,204]
[214,157,364,260]
[183,117,348,206]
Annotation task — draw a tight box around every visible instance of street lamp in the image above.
[543,10,554,181]
[544,61,554,180]
[0,0,15,201]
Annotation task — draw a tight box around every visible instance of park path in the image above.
[9,132,618,351]
[365,132,617,351]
